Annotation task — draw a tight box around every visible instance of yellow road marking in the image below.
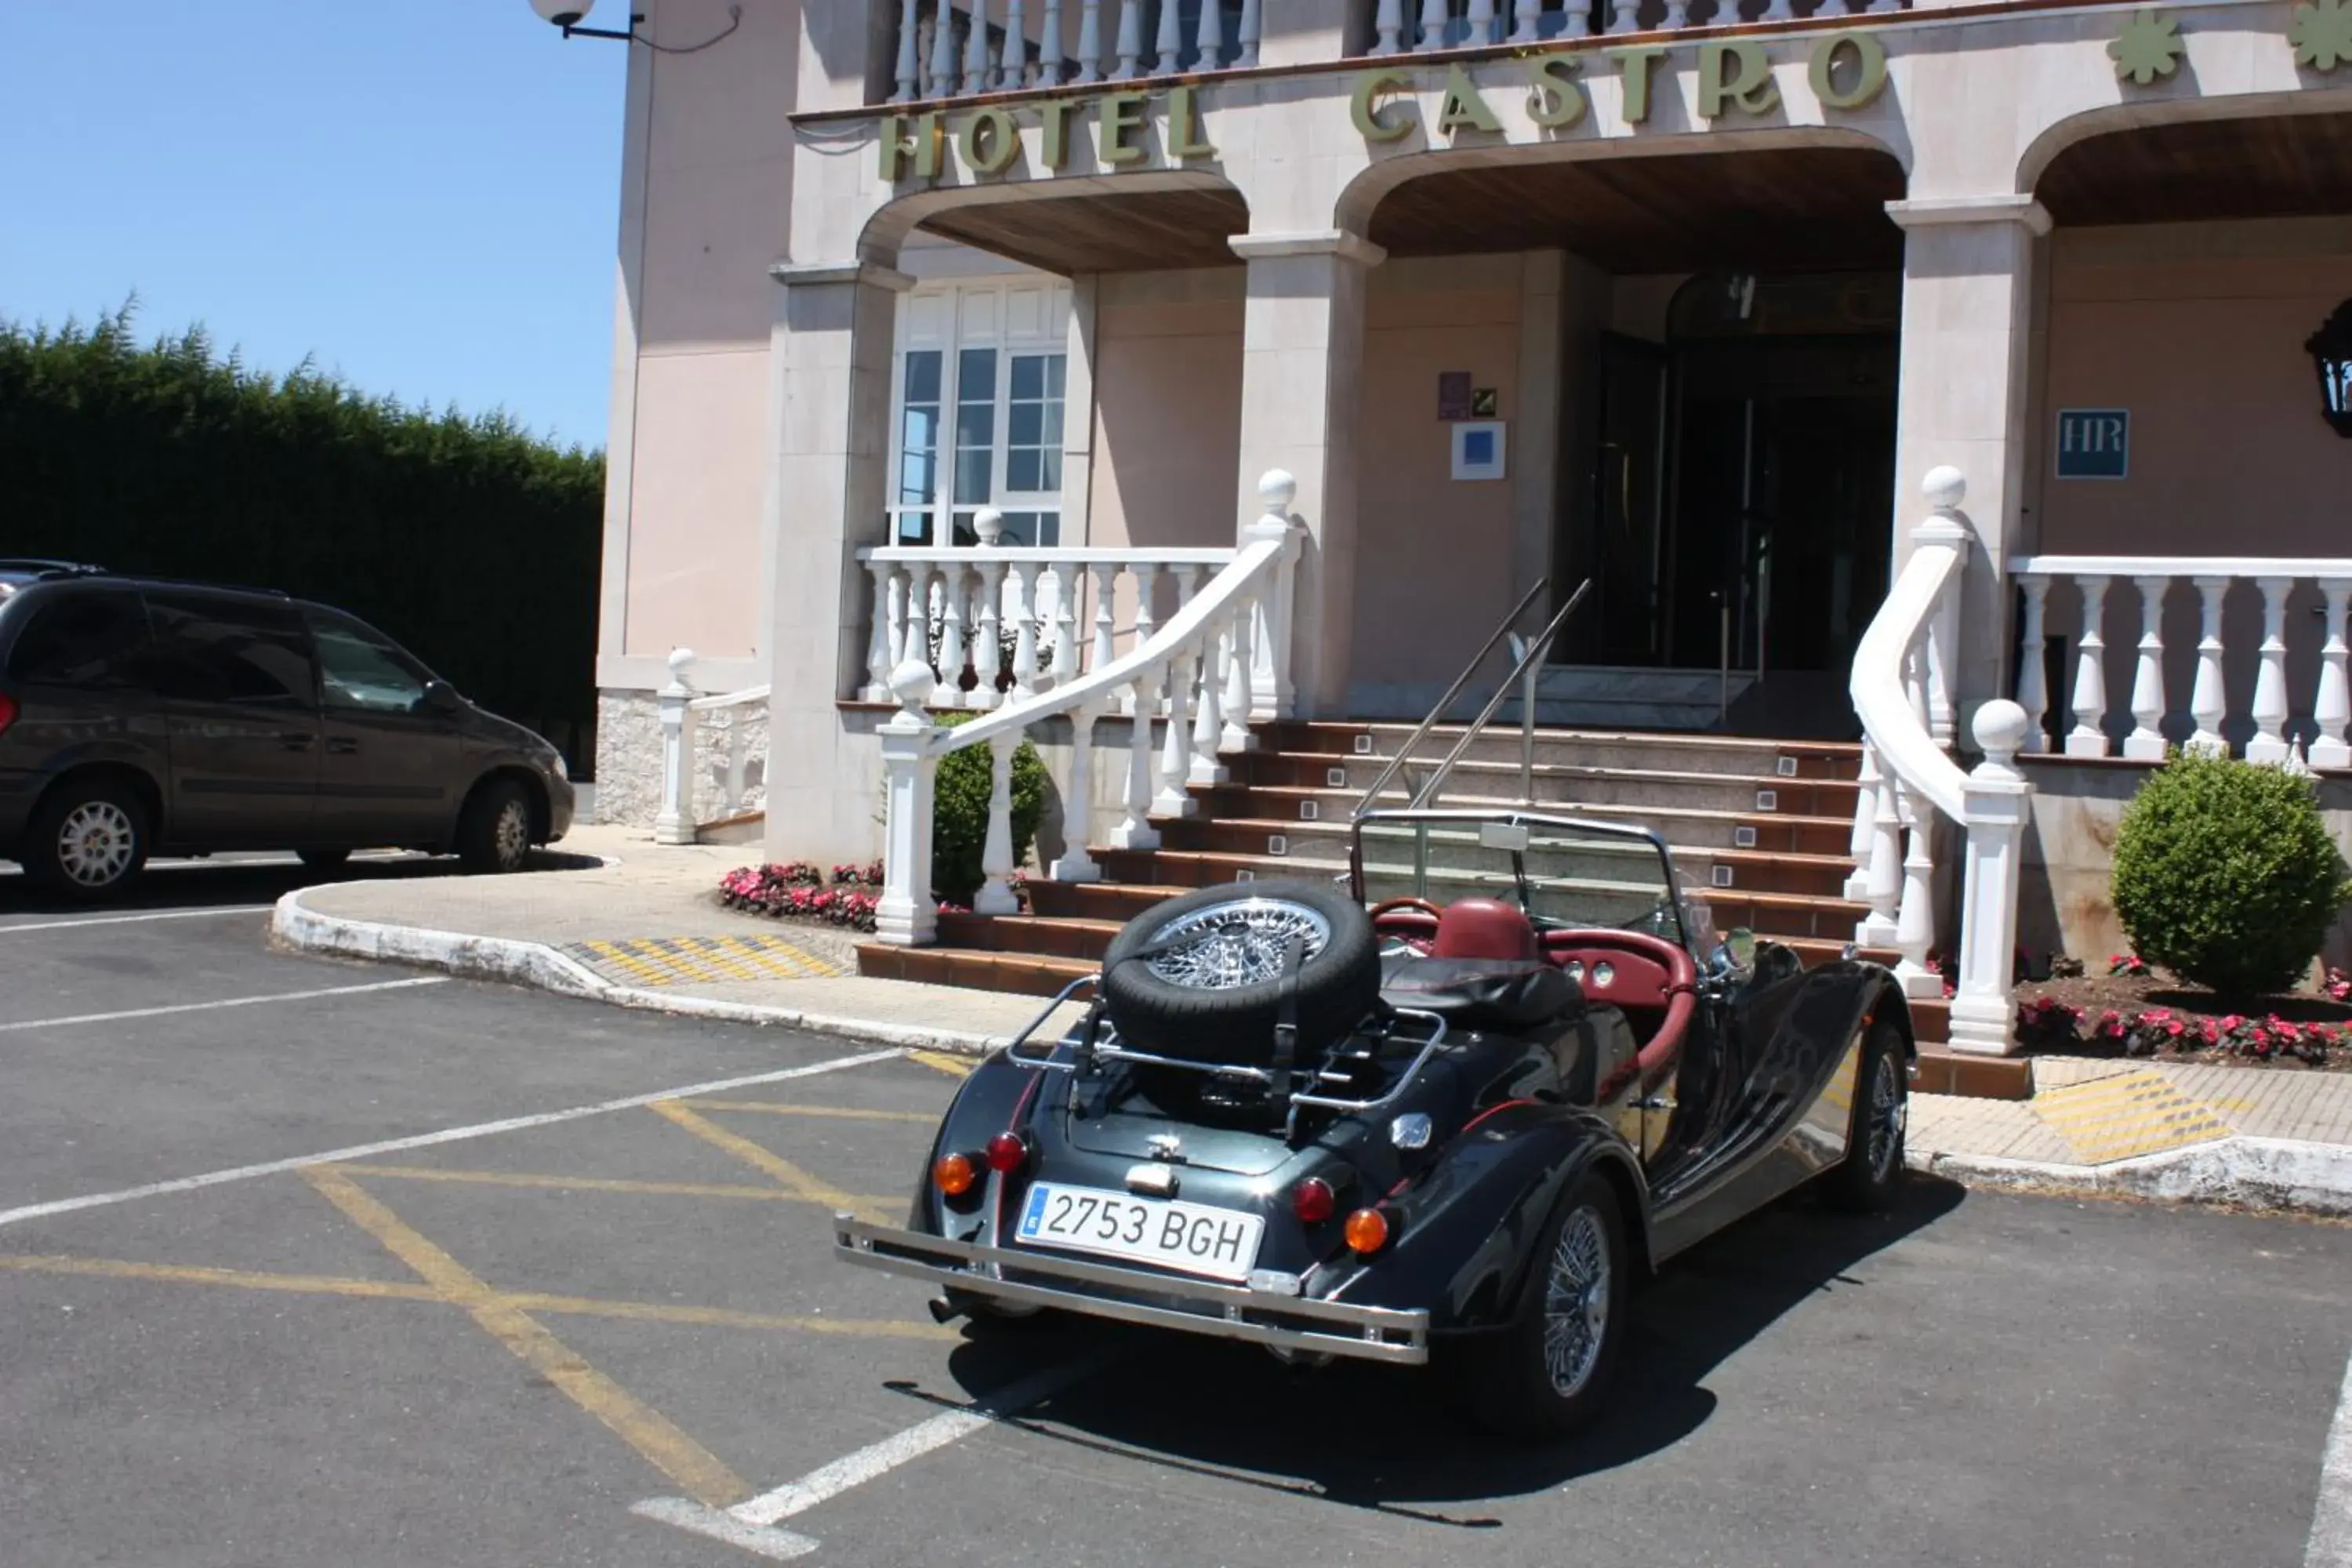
[301,1166,752,1508]
[647,1100,895,1225]
[0,1250,955,1342]
[675,1098,937,1123]
[335,1162,902,1210]
[2033,1067,2231,1164]
[907,1050,975,1078]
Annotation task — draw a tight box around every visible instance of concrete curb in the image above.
[1908,1135,2352,1217]
[269,887,1022,1057]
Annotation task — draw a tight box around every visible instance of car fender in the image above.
[1324,1102,1649,1333]
[908,1050,1040,1232]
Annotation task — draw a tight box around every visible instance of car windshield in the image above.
[1351,810,1708,953]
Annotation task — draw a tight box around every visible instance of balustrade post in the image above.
[1047,565,1079,688]
[1174,563,1201,612]
[1040,0,1065,84]
[1660,0,1690,25]
[893,0,921,100]
[1947,702,2034,1055]
[1151,0,1181,72]
[934,561,969,708]
[963,0,993,93]
[1893,789,1940,999]
[1073,0,1103,82]
[1087,562,1117,676]
[1243,469,1301,720]
[1051,703,1106,882]
[655,648,699,846]
[2063,575,2112,757]
[1192,0,1221,69]
[2248,575,2295,763]
[929,1,959,95]
[876,662,944,946]
[1155,648,1199,816]
[974,731,1023,914]
[2124,575,2172,760]
[1844,739,1879,902]
[1108,675,1162,848]
[2314,580,2352,769]
[1189,616,1229,786]
[1131,564,1160,711]
[902,560,934,677]
[1415,0,1446,49]
[1370,0,1405,52]
[1464,0,1497,43]
[1857,769,1902,949]
[1509,0,1541,41]
[1221,601,1256,753]
[1606,0,1641,34]
[863,560,895,701]
[971,559,1004,710]
[2187,575,2228,754]
[1000,0,1029,86]
[2014,576,2050,752]
[1111,0,1142,78]
[1759,0,1795,22]
[1007,561,1041,702]
[1236,0,1261,64]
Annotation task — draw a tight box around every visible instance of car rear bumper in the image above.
[833,1215,1430,1366]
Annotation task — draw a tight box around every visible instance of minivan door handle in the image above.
[326,737,359,755]
[277,732,315,751]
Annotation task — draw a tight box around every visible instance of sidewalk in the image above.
[272,825,2352,1217]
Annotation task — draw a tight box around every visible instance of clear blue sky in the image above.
[1,1,628,451]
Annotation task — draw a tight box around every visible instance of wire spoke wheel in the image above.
[1142,897,1333,991]
[1866,1048,1907,1183]
[56,800,136,888]
[1541,1204,1612,1399]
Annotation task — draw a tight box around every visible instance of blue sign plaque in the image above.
[2056,408,2129,479]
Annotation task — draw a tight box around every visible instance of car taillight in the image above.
[1291,1178,1335,1224]
[932,1152,978,1196]
[0,692,16,738]
[1343,1207,1391,1255]
[984,1132,1028,1174]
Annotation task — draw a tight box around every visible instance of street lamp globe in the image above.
[528,0,593,26]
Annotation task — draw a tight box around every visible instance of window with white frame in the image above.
[888,278,1072,548]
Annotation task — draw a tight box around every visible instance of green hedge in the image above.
[0,305,603,768]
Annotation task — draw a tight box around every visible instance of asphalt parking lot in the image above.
[3,858,2350,1568]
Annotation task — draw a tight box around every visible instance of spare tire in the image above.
[1098,880,1381,1065]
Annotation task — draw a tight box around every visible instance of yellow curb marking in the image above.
[301,1166,753,1508]
[674,1099,938,1123]
[908,1050,976,1078]
[335,1162,902,1210]
[564,934,848,989]
[0,1251,957,1341]
[647,1100,896,1225]
[2032,1067,2233,1165]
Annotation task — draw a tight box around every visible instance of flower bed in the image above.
[2009,960,2352,1070]
[718,862,884,933]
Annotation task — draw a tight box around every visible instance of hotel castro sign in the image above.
[877,31,1892,182]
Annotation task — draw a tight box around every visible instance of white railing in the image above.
[1847,470,2034,1057]
[655,650,771,846]
[2008,558,2352,768]
[884,0,1902,102]
[858,525,1236,710]
[873,471,1303,943]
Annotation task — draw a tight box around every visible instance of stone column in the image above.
[761,258,914,864]
[1884,195,2049,725]
[1228,228,1382,717]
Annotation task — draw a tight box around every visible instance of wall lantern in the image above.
[2307,300,2352,439]
[526,0,742,49]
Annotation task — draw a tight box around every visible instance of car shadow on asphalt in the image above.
[931,1175,1969,1523]
[0,849,603,916]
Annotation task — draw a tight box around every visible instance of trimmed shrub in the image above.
[929,715,1047,905]
[2111,751,2351,997]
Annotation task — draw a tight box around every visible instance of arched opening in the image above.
[1352,143,1905,720]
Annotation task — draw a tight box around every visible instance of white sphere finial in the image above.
[1922,466,1966,512]
[973,507,1005,545]
[887,657,937,716]
[1258,469,1297,517]
[1973,698,2031,766]
[666,646,696,675]
[530,0,593,24]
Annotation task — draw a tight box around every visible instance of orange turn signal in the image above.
[1343,1207,1390,1255]
[933,1152,978,1196]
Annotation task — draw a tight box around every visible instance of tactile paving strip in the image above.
[562,935,848,988]
[2032,1066,2233,1165]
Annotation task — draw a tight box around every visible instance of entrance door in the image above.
[1583,336,1670,666]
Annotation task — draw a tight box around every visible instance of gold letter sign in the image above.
[1352,68,1414,141]
[1808,31,1889,110]
[1526,55,1587,129]
[1697,41,1780,118]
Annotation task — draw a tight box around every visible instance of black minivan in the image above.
[0,561,573,899]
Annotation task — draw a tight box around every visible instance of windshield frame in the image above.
[1348,807,1697,953]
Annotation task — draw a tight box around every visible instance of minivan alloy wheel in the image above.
[57,800,137,887]
[494,798,530,869]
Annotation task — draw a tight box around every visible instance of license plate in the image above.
[1014,1182,1264,1283]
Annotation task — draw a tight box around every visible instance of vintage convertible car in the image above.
[834,808,1913,1437]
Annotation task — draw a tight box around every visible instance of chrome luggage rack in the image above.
[995,975,1450,1138]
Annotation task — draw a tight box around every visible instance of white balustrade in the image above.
[999,0,1029,87]
[655,648,773,846]
[872,475,1303,944]
[1073,0,1102,82]
[1152,0,1181,74]
[1415,0,1447,49]
[1851,470,2034,1054]
[960,0,992,93]
[2009,556,2352,765]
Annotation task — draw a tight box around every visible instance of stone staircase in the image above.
[858,720,1983,1062]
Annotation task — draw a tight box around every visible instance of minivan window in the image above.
[307,608,433,714]
[5,589,150,685]
[145,594,316,707]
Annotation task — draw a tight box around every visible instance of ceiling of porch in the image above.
[2038,112,2352,226]
[1363,146,1907,273]
[920,186,1251,273]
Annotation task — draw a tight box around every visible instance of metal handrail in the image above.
[1405,579,1592,810]
[1351,577,1549,819]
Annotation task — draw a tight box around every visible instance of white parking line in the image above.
[632,1350,1117,1559]
[0,905,278,935]
[0,976,450,1034]
[2311,1348,2352,1567]
[0,1045,904,1230]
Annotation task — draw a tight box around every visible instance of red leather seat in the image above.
[1430,898,1539,963]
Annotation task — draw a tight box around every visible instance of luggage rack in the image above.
[996,974,1450,1138]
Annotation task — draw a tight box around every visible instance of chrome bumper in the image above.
[833,1216,1431,1367]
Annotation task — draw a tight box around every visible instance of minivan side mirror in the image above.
[420,679,463,713]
